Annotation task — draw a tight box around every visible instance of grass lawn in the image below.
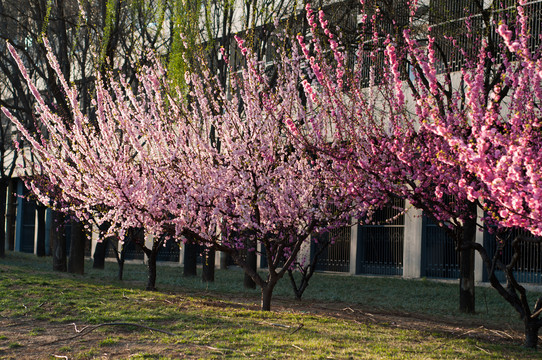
[0,252,540,359]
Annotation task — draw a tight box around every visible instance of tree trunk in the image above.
[93,239,109,269]
[459,246,475,313]
[202,248,215,282]
[183,242,198,277]
[67,219,86,274]
[118,257,125,281]
[6,179,16,251]
[244,244,257,289]
[524,318,540,349]
[35,205,46,257]
[261,281,277,311]
[50,211,67,272]
[459,208,477,313]
[0,179,7,257]
[288,270,306,300]
[146,249,158,291]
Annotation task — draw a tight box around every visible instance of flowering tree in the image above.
[294,2,481,313]
[294,0,542,348]
[2,31,366,309]
[420,2,542,347]
[165,37,364,310]
[2,39,180,290]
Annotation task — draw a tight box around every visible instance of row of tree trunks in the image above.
[0,181,470,307]
[0,177,88,274]
[49,212,87,274]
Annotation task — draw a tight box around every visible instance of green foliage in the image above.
[39,0,54,42]
[100,0,120,63]
[168,0,204,92]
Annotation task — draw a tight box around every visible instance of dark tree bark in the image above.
[524,318,541,349]
[146,248,157,290]
[142,237,163,291]
[50,211,66,272]
[459,203,477,313]
[92,238,109,269]
[202,247,215,282]
[183,242,198,277]
[117,254,125,281]
[459,245,475,313]
[67,219,86,275]
[261,281,277,311]
[35,205,46,257]
[244,241,257,289]
[113,236,127,281]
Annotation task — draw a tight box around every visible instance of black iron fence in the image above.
[484,228,542,284]
[312,226,351,272]
[421,216,459,279]
[356,198,405,276]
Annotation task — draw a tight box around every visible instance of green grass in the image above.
[28,327,46,336]
[99,336,119,346]
[0,251,541,359]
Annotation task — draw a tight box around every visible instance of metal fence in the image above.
[313,226,352,273]
[422,216,460,279]
[17,184,36,253]
[484,228,542,284]
[356,199,405,276]
[157,240,180,262]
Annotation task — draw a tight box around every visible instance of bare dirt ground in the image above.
[0,295,526,360]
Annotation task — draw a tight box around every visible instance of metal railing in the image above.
[313,225,352,273]
[484,228,542,284]
[422,216,459,279]
[356,198,405,276]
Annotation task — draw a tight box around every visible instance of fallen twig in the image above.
[475,345,491,355]
[457,327,480,338]
[290,324,304,335]
[205,345,235,353]
[200,326,219,341]
[291,344,304,352]
[261,321,291,329]
[51,355,68,359]
[71,323,89,333]
[42,322,177,345]
[487,328,514,340]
